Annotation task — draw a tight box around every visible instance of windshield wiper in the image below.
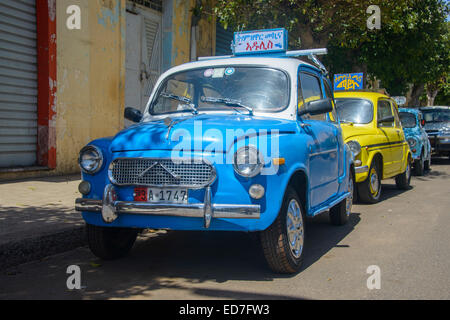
[201,96,254,115]
[160,92,198,114]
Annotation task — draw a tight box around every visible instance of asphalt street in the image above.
[1,158,449,300]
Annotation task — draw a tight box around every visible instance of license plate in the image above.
[134,187,188,204]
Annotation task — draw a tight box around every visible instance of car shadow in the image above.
[413,159,450,181]
[11,211,358,300]
[302,212,360,270]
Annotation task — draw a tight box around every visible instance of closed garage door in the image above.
[0,0,37,168]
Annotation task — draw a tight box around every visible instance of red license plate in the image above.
[134,187,147,201]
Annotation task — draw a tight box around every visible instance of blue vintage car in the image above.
[420,106,450,159]
[398,108,431,175]
[75,33,354,274]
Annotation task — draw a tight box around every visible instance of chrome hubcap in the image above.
[370,169,379,196]
[406,162,411,180]
[286,199,304,259]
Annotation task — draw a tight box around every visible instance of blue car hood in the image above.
[110,114,297,152]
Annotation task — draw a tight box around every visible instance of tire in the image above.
[357,160,382,204]
[330,171,353,226]
[424,159,430,171]
[260,186,306,274]
[414,156,424,176]
[395,158,412,190]
[86,224,138,260]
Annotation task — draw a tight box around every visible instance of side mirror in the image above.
[298,98,333,116]
[124,107,143,123]
[378,115,395,125]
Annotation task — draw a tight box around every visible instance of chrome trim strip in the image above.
[310,148,338,157]
[355,165,369,174]
[203,186,212,228]
[108,157,217,189]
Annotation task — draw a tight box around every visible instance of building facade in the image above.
[0,0,227,180]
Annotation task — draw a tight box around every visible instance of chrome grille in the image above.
[109,158,215,188]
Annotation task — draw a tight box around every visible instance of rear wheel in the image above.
[357,160,382,204]
[260,186,305,274]
[86,224,138,260]
[330,171,353,226]
[395,158,412,190]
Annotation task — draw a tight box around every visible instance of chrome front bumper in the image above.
[355,165,369,174]
[75,184,260,228]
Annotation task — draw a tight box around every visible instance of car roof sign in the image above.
[233,28,288,55]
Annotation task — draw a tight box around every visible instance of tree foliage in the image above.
[213,0,449,101]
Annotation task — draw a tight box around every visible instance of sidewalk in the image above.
[0,174,86,270]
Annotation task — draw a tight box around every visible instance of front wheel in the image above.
[414,154,425,176]
[395,158,412,190]
[357,160,382,204]
[260,186,305,274]
[86,224,138,260]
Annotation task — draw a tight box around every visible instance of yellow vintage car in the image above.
[334,91,412,203]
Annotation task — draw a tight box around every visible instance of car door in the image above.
[298,69,339,208]
[323,78,345,182]
[390,100,406,172]
[376,98,398,175]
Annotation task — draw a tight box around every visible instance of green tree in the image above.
[213,0,449,105]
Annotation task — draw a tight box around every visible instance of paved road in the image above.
[1,159,449,300]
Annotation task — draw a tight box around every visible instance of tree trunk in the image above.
[427,89,439,106]
[408,83,425,107]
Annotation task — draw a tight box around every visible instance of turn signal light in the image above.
[272,158,285,165]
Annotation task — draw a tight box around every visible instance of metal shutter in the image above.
[215,22,233,56]
[0,0,37,168]
[143,16,161,104]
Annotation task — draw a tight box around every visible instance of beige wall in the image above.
[55,0,126,174]
[0,0,216,181]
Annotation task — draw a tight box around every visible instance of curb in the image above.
[0,226,87,270]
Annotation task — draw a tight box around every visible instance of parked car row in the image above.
[74,41,443,274]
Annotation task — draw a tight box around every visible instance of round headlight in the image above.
[79,145,103,174]
[233,146,264,178]
[407,138,416,148]
[347,140,361,157]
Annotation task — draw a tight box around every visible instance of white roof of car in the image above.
[159,56,317,78]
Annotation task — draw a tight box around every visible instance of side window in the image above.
[377,99,394,127]
[299,72,324,120]
[323,80,338,122]
[390,100,401,128]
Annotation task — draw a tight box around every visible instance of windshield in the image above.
[421,109,450,123]
[399,112,417,128]
[335,98,374,124]
[150,67,289,115]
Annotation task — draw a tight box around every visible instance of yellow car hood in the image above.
[340,123,377,142]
